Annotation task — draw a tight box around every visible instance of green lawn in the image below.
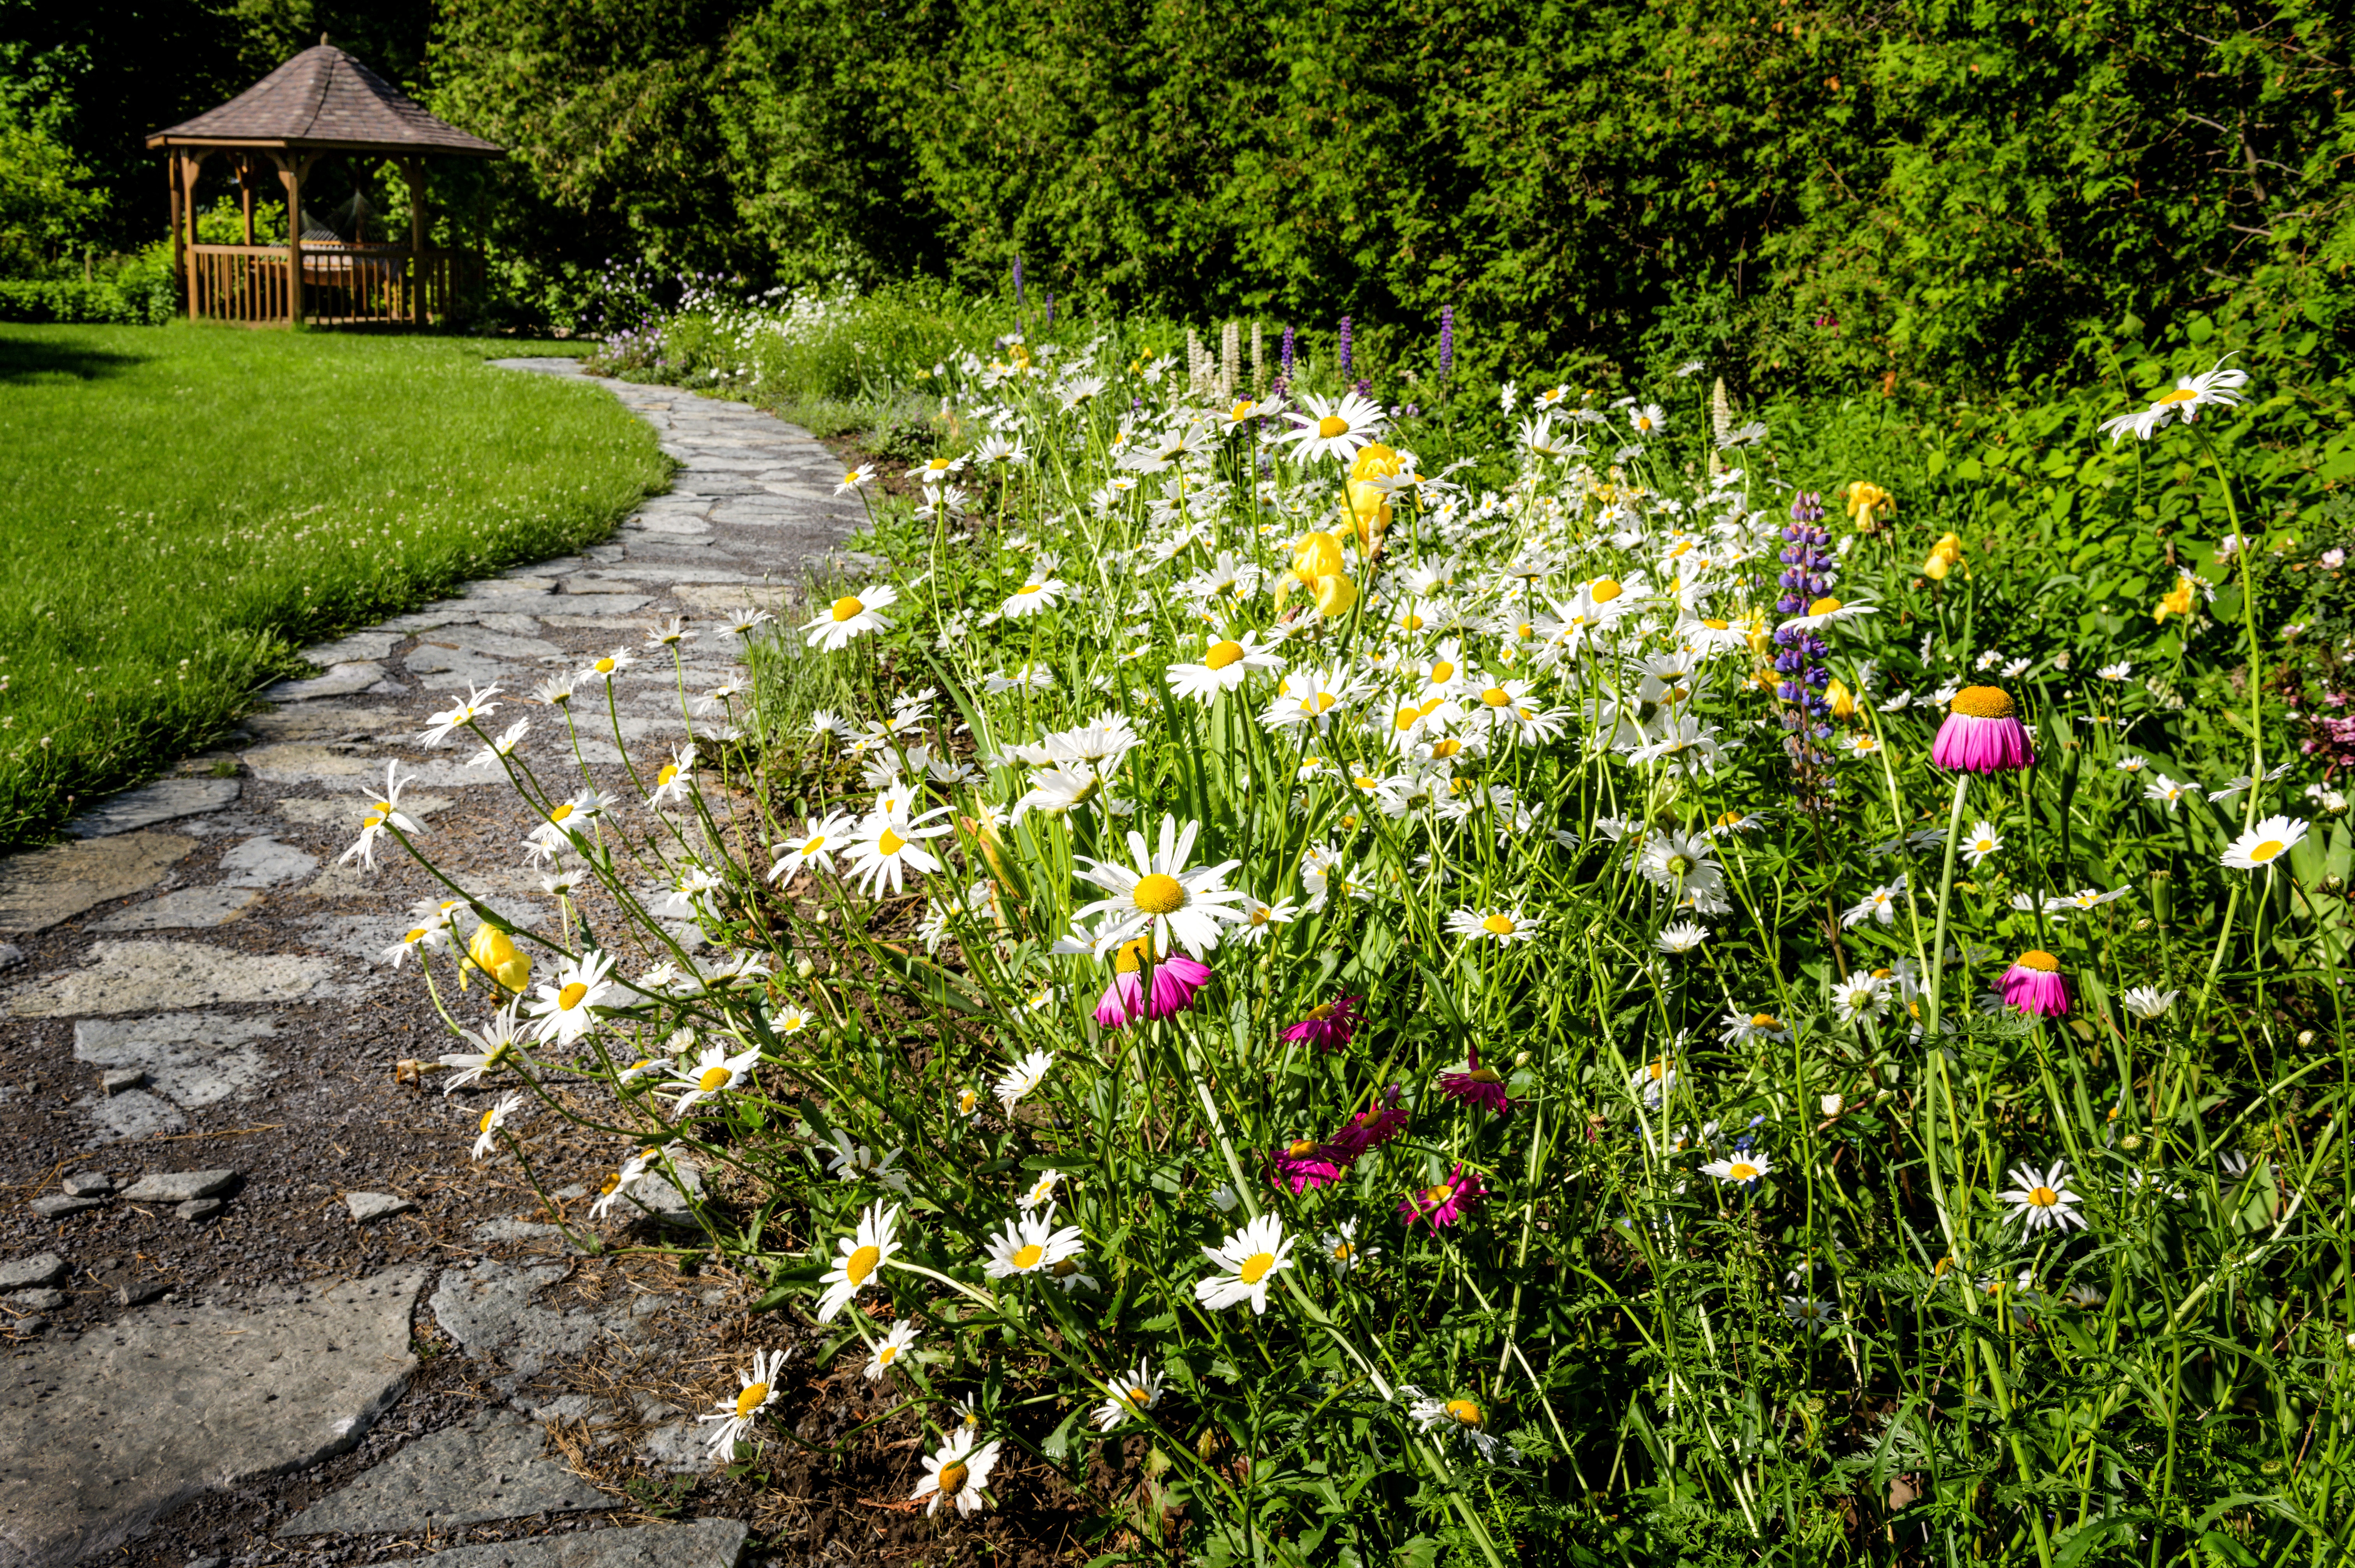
[0,322,668,846]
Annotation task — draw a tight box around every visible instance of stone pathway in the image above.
[0,363,866,1568]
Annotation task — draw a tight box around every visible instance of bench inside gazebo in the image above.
[146,39,503,327]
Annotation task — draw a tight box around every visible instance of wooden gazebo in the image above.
[146,39,502,326]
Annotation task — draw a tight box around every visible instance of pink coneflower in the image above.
[1326,1085,1409,1162]
[1273,1137,1343,1194]
[1399,1163,1486,1229]
[1437,1047,1514,1116]
[1095,939,1212,1029]
[1999,949,2068,1016]
[1281,994,1361,1052]
[1147,951,1212,1019]
[1932,686,2034,774]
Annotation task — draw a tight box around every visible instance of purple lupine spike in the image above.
[1338,317,1353,376]
[1439,305,1454,381]
[1771,490,1839,804]
[1012,256,1024,307]
[1280,324,1295,377]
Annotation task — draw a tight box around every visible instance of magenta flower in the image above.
[1281,994,1361,1052]
[1326,1085,1409,1163]
[1094,970,1146,1029]
[1437,1047,1514,1116]
[1932,686,2034,774]
[1094,939,1212,1029]
[1273,1137,1343,1194]
[1147,951,1212,1019]
[1399,1163,1487,1229]
[1999,949,2069,1016]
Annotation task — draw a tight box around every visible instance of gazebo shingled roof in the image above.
[146,43,501,156]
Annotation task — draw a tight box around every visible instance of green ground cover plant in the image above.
[378,289,2354,1564]
[0,322,667,846]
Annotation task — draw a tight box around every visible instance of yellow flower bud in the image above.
[1291,530,1346,583]
[464,924,531,993]
[1343,479,1393,554]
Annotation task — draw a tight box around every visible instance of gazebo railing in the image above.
[187,243,482,326]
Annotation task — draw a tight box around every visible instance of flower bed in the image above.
[371,318,2351,1563]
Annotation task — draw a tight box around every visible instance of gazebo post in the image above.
[403,158,426,327]
[179,152,206,320]
[273,151,313,327]
[167,155,183,307]
[239,159,255,245]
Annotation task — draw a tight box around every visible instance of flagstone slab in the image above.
[0,832,198,935]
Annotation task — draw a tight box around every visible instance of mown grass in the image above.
[0,322,669,847]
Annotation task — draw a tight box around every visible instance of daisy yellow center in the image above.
[878,828,907,856]
[593,658,617,674]
[830,596,865,623]
[2248,838,2285,862]
[1307,1002,1335,1020]
[1317,415,1349,439]
[1332,1241,1354,1260]
[802,835,825,854]
[1727,1162,1759,1181]
[1431,738,1463,758]
[2015,949,2060,972]
[1468,1066,1502,1084]
[2155,387,2199,404]
[656,765,679,787]
[1012,1242,1045,1270]
[735,1382,769,1418]
[1399,612,1424,630]
[1807,596,1843,617]
[548,803,575,823]
[1395,707,1421,732]
[938,1461,969,1495]
[846,1243,882,1285]
[878,1345,898,1365]
[1431,660,1456,683]
[926,457,952,472]
[478,1107,498,1132]
[1591,578,1623,602]
[404,927,428,944]
[1704,617,1730,630]
[698,1065,733,1091]
[1480,686,1511,706]
[1132,873,1186,914]
[2028,1186,2059,1207]
[958,1089,979,1112]
[1288,1139,1320,1158]
[1206,639,1246,669]
[558,982,589,1010]
[1482,913,1516,936]
[843,472,860,485]
[1232,401,1255,420]
[1951,684,2017,719]
[1249,906,1272,926]
[1128,1383,1152,1404]
[1445,1398,1484,1427]
[1751,1013,1779,1028]
[1016,583,1042,595]
[1422,1184,1454,1204]
[1114,936,1151,973]
[1051,1259,1081,1278]
[1237,1250,1277,1284]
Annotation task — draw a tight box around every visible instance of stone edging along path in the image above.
[0,362,866,1568]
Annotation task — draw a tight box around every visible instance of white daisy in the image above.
[912,1427,1001,1516]
[995,1048,1053,1112]
[815,1201,901,1322]
[665,1039,763,1114]
[2221,815,2306,872]
[1700,1150,1772,1186]
[982,1204,1085,1279]
[1000,577,1071,618]
[1278,391,1385,464]
[468,1091,524,1161]
[1071,815,1250,959]
[697,1348,789,1460]
[864,1320,919,1381]
[2121,985,2179,1020]
[1445,906,1538,945]
[339,762,426,871]
[1195,1211,1294,1314]
[845,804,955,896]
[1998,1161,2086,1233]
[419,683,501,748]
[1093,1359,1164,1431]
[768,810,858,882]
[804,584,899,651]
[525,948,618,1045]
[1322,1218,1378,1275]
[1960,821,2003,867]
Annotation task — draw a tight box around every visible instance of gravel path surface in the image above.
[0,363,868,1568]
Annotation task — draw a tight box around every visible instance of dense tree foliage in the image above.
[6,0,2350,388]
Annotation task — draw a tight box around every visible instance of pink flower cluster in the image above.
[1271,1084,1408,1195]
[1094,950,1211,1028]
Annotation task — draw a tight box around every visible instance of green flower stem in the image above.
[1924,771,1972,1037]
